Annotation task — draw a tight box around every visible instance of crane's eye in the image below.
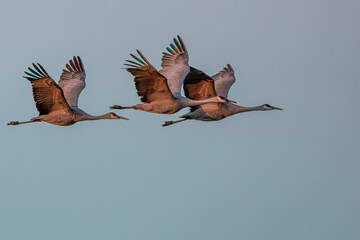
[264,104,271,108]
[219,96,225,100]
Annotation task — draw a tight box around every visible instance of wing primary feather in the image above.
[77,56,84,71]
[69,59,77,72]
[31,63,44,77]
[125,60,141,66]
[136,50,152,66]
[166,47,174,54]
[173,37,181,49]
[32,63,46,77]
[73,56,83,72]
[73,56,80,71]
[23,71,39,79]
[36,63,49,77]
[27,67,42,77]
[130,53,145,65]
[124,64,138,68]
[66,63,74,72]
[177,35,186,52]
[170,43,179,53]
[76,56,81,71]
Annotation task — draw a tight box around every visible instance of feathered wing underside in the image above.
[212,64,235,98]
[58,56,86,107]
[159,35,189,95]
[24,63,71,115]
[124,50,176,103]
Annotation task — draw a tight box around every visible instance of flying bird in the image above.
[163,64,282,126]
[8,56,128,126]
[110,36,235,114]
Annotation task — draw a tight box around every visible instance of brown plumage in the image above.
[126,51,175,104]
[8,56,127,126]
[25,63,71,116]
[110,35,234,114]
[163,65,282,127]
[183,67,217,100]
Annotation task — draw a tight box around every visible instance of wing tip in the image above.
[66,56,85,73]
[165,35,187,55]
[127,50,153,68]
[25,63,50,80]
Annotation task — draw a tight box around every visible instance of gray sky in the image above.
[1,0,359,239]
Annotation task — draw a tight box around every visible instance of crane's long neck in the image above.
[72,107,111,122]
[231,104,265,114]
[75,113,111,122]
[85,114,111,120]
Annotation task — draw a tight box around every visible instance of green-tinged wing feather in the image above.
[130,54,145,65]
[27,68,42,77]
[166,47,174,54]
[24,71,39,79]
[173,38,181,49]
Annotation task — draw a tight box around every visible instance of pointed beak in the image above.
[225,99,237,103]
[272,107,283,111]
[117,115,129,120]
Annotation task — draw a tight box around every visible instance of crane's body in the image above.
[180,102,240,121]
[8,56,127,126]
[120,95,232,114]
[110,36,234,114]
[163,65,282,126]
[179,102,280,121]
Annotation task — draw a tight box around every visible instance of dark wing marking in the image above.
[58,56,86,107]
[212,64,235,98]
[183,67,217,100]
[124,50,176,103]
[24,63,71,115]
[183,67,218,112]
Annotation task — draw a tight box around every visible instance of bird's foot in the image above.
[162,121,174,127]
[7,121,20,125]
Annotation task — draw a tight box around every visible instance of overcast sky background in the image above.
[1,0,359,239]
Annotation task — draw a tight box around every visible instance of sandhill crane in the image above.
[110,36,235,114]
[8,56,128,126]
[163,64,282,126]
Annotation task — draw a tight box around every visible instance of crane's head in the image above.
[261,104,283,111]
[217,96,237,103]
[107,112,129,120]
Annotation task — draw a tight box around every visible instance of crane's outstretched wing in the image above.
[58,56,86,107]
[24,63,71,115]
[183,67,218,112]
[159,35,189,96]
[212,64,235,98]
[124,50,176,103]
[183,67,217,100]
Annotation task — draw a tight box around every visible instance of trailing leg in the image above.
[109,105,134,110]
[7,119,40,126]
[162,118,187,127]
